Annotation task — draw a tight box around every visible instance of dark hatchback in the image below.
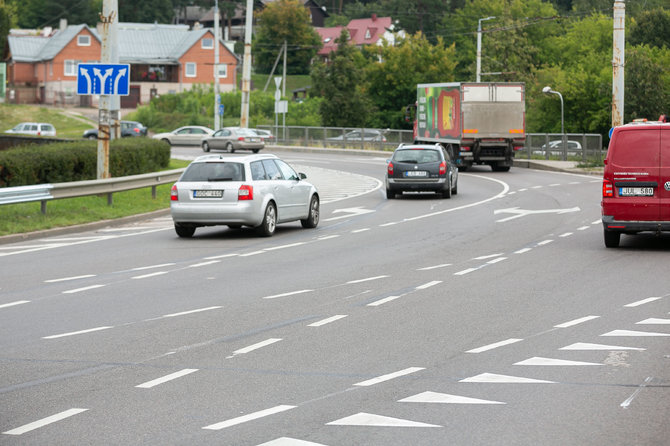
[386,144,459,199]
[83,121,148,139]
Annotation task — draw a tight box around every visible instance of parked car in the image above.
[152,126,214,146]
[601,121,670,247]
[252,129,276,144]
[201,127,264,153]
[82,120,148,139]
[328,129,387,142]
[535,139,582,155]
[5,122,56,137]
[170,154,319,238]
[385,144,458,199]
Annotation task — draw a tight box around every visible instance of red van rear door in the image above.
[660,127,670,221]
[608,127,661,221]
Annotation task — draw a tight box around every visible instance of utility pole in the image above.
[214,0,220,131]
[612,0,625,127]
[240,0,253,128]
[97,0,117,179]
[476,16,495,83]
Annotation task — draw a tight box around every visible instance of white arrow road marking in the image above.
[399,391,505,405]
[257,438,329,446]
[354,367,424,387]
[324,206,375,222]
[560,343,645,351]
[601,330,670,337]
[327,413,441,427]
[514,357,602,366]
[203,405,296,430]
[459,373,556,384]
[136,369,198,388]
[636,318,670,324]
[466,338,523,353]
[494,206,580,222]
[3,408,88,435]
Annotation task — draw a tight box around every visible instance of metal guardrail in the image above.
[0,168,185,214]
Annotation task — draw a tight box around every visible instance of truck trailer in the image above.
[409,82,525,171]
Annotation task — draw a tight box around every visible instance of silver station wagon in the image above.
[170,154,320,238]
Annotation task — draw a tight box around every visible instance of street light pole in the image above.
[476,16,495,83]
[542,86,564,134]
[214,0,220,131]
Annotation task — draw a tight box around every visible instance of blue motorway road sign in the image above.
[77,64,130,96]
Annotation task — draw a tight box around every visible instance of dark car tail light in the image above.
[439,161,447,175]
[170,184,179,201]
[387,162,394,175]
[238,184,254,200]
[602,179,614,197]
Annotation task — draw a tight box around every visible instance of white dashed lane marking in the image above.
[353,367,424,387]
[203,405,296,430]
[3,408,89,436]
[466,338,523,353]
[308,315,347,327]
[554,315,600,328]
[135,369,199,389]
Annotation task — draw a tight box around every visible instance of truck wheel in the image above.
[457,166,469,172]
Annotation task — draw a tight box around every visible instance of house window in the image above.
[78,35,91,46]
[202,38,213,49]
[185,62,196,78]
[365,29,371,39]
[216,64,227,79]
[64,60,77,76]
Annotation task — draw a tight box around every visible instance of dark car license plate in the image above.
[194,190,223,198]
[404,171,428,177]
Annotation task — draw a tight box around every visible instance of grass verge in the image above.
[0,159,190,237]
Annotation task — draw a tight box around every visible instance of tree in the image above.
[629,8,670,49]
[624,45,670,121]
[310,30,372,127]
[0,1,17,55]
[15,0,100,28]
[118,0,174,23]
[364,33,457,129]
[252,0,321,75]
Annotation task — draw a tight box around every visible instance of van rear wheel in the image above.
[604,230,620,248]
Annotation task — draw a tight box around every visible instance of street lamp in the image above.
[542,86,564,135]
[476,16,495,83]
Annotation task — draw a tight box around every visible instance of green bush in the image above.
[0,138,170,187]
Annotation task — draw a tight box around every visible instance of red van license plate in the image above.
[619,187,653,196]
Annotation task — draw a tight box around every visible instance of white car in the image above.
[5,122,56,136]
[170,154,320,238]
[152,125,214,146]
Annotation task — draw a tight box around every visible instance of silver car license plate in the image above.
[193,190,223,198]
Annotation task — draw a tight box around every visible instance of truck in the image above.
[408,82,525,172]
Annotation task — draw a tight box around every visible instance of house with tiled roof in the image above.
[315,14,404,61]
[5,21,238,107]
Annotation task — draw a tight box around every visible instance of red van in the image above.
[601,122,670,247]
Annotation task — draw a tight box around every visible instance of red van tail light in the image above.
[238,137,245,141]
[170,184,179,201]
[439,161,447,175]
[238,184,254,200]
[602,179,614,197]
[387,162,394,175]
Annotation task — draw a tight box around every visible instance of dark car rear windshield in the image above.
[181,162,246,181]
[394,149,440,163]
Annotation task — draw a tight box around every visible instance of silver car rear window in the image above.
[181,162,246,181]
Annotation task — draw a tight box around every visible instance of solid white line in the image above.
[367,295,402,307]
[537,239,554,246]
[43,326,113,339]
[135,369,199,388]
[132,271,168,279]
[264,242,306,251]
[263,289,313,299]
[555,315,600,328]
[44,274,96,283]
[417,263,451,271]
[204,253,239,260]
[0,300,30,309]
[466,338,523,353]
[514,248,532,254]
[416,281,442,290]
[625,297,662,307]
[347,275,389,284]
[62,284,106,294]
[202,405,296,430]
[3,408,88,435]
[354,367,425,387]
[163,306,222,318]
[454,268,478,276]
[486,257,507,264]
[188,260,221,267]
[308,315,347,327]
[130,263,175,271]
[233,338,282,355]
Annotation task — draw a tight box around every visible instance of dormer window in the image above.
[77,35,91,46]
[365,29,371,39]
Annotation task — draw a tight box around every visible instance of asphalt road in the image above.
[1,148,668,445]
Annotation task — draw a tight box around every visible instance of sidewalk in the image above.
[513,158,603,176]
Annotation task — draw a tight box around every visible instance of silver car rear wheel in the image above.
[257,203,276,237]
